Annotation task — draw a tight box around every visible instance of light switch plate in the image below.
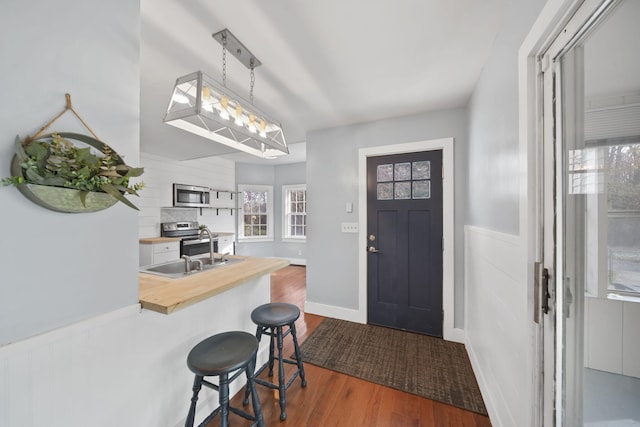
[341,222,359,233]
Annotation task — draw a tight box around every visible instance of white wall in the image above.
[306,108,468,326]
[138,153,236,237]
[0,0,140,346]
[465,226,527,426]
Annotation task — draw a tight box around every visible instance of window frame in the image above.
[238,184,274,242]
[282,184,307,242]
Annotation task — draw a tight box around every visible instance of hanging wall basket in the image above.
[3,94,144,213]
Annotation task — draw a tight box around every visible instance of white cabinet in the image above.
[139,240,180,266]
[218,234,235,255]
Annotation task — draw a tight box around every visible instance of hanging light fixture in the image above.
[163,29,289,159]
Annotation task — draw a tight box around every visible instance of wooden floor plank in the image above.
[211,265,492,427]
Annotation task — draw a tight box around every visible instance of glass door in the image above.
[543,0,640,424]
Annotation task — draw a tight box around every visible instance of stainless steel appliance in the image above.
[161,222,218,257]
[173,184,211,208]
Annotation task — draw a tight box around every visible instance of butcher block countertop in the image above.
[139,237,181,244]
[139,256,289,314]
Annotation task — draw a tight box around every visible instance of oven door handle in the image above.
[181,238,218,246]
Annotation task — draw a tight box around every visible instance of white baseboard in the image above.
[445,327,466,344]
[465,332,501,426]
[304,301,366,323]
[287,257,306,266]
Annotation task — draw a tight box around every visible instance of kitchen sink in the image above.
[140,256,244,279]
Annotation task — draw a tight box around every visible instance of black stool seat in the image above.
[251,302,301,327]
[185,331,264,427]
[187,332,257,376]
[244,302,307,421]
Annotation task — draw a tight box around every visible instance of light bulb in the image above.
[202,86,211,101]
[234,105,243,126]
[248,114,257,133]
[259,119,267,138]
[219,96,230,120]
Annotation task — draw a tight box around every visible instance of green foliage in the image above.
[2,133,145,210]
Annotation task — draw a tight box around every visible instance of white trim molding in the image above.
[357,137,456,340]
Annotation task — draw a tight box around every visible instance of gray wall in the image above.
[467,0,544,234]
[306,108,468,326]
[0,0,140,345]
[275,163,307,262]
[235,162,306,261]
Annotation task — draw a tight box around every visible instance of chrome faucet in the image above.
[198,227,216,264]
[182,255,204,273]
[181,255,192,273]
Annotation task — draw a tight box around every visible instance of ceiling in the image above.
[140,0,509,165]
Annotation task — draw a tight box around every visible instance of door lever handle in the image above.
[368,246,380,253]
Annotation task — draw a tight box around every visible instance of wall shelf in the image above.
[209,190,237,215]
[214,208,236,215]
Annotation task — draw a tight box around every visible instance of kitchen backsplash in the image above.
[160,207,198,223]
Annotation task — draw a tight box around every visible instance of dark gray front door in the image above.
[367,150,443,337]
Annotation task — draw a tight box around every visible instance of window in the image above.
[605,142,640,297]
[238,185,273,241]
[283,184,306,240]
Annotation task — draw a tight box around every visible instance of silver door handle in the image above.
[368,246,379,253]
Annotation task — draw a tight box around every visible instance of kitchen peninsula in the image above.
[139,255,289,314]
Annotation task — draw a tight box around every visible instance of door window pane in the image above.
[412,180,431,199]
[394,162,411,181]
[412,161,431,179]
[394,182,411,199]
[377,164,394,182]
[377,183,393,200]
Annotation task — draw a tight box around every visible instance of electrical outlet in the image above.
[341,222,359,233]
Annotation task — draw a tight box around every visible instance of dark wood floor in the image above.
[216,265,491,427]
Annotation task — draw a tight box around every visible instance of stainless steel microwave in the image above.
[173,184,211,208]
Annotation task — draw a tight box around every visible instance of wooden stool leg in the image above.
[185,375,203,427]
[290,321,307,387]
[219,373,230,427]
[243,326,263,406]
[246,356,265,427]
[268,327,275,377]
[276,326,287,421]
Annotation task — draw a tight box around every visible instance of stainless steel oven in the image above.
[160,222,218,257]
[181,236,218,257]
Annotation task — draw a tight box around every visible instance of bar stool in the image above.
[244,302,307,421]
[185,331,264,427]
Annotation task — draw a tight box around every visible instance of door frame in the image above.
[357,137,459,342]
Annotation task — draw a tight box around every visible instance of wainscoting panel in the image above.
[0,277,270,427]
[464,226,528,427]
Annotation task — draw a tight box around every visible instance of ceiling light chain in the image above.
[249,59,255,105]
[222,33,227,87]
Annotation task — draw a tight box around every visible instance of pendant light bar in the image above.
[163,29,288,159]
